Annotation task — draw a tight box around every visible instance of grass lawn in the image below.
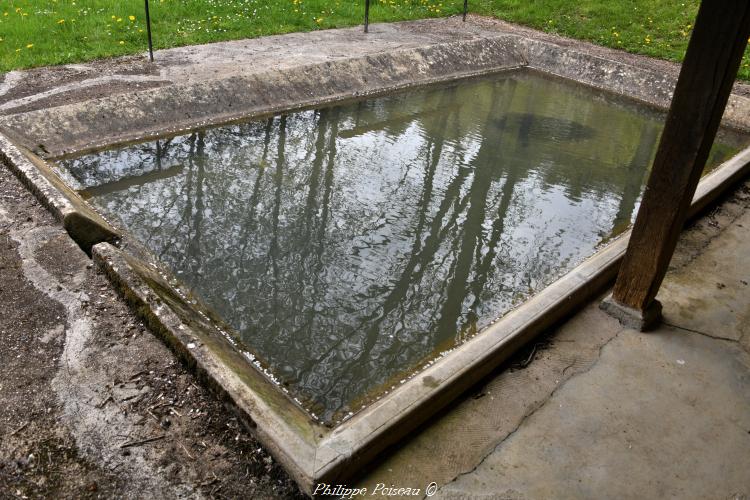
[1,0,749,79]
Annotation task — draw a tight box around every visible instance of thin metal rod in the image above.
[463,0,468,21]
[364,0,370,33]
[145,0,154,62]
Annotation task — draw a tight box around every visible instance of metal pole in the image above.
[463,0,468,22]
[364,0,370,33]
[145,0,154,62]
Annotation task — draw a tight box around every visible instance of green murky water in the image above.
[59,70,747,422]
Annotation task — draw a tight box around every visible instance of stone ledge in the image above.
[0,132,119,252]
[600,295,663,332]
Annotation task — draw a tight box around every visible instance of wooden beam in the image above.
[607,0,750,327]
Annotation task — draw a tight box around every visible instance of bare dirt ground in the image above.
[0,164,304,498]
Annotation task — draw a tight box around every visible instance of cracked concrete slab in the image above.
[355,299,625,494]
[660,190,750,350]
[438,325,750,500]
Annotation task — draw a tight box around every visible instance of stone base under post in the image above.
[599,294,663,332]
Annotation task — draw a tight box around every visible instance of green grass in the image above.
[1,0,749,79]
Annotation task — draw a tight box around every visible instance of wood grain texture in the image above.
[612,0,750,310]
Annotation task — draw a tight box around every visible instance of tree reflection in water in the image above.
[61,71,744,422]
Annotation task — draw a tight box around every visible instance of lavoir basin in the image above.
[58,70,746,424]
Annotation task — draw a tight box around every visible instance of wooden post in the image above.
[602,0,750,330]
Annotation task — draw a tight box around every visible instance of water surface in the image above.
[59,70,746,422]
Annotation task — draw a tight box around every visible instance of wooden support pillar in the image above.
[602,0,750,330]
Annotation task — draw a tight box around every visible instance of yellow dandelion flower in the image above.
[129,15,135,21]
[57,19,65,24]
[119,40,125,45]
[116,17,122,22]
[26,43,34,48]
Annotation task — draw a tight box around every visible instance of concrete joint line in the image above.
[662,321,742,344]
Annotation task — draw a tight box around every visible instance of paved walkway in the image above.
[358,180,750,499]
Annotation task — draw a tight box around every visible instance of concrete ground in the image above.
[357,181,750,498]
[1,16,749,499]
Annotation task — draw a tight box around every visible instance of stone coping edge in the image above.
[0,132,119,252]
[0,35,526,159]
[2,31,749,161]
[91,242,325,492]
